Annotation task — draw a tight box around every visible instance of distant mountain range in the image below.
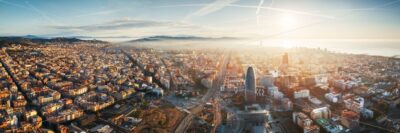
[0,35,238,47]
[21,35,45,39]
[127,35,238,43]
[0,35,107,47]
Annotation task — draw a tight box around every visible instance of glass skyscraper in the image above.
[245,66,256,102]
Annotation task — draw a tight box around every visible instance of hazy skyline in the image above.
[1,0,400,41]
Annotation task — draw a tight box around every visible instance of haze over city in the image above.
[1,0,400,56]
[0,0,400,133]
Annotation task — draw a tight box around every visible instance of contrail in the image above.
[256,0,264,25]
[158,4,217,7]
[161,0,399,43]
[312,0,400,13]
[256,0,264,15]
[230,4,335,19]
[158,3,335,19]
[248,0,400,43]
[0,0,30,9]
[256,0,266,46]
[25,1,58,25]
[377,0,400,8]
[184,0,239,20]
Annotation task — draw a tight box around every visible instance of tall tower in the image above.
[245,66,256,102]
[280,53,289,74]
[282,52,289,65]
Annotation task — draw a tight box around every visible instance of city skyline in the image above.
[1,0,400,41]
[1,1,400,132]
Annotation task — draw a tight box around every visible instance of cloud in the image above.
[184,0,239,20]
[159,3,335,19]
[0,0,30,9]
[49,18,199,31]
[76,9,125,17]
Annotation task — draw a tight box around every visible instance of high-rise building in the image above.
[280,52,289,74]
[282,52,289,65]
[245,66,256,102]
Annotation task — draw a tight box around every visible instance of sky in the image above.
[1,0,400,42]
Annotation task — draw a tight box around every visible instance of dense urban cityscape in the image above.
[2,0,400,133]
[0,38,399,133]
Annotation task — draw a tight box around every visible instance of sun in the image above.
[282,40,293,49]
[280,15,298,29]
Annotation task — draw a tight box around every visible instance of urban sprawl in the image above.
[0,40,400,133]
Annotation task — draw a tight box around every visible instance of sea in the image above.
[260,39,400,57]
[82,37,400,57]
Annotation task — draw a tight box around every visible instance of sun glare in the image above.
[282,40,293,49]
[280,15,298,29]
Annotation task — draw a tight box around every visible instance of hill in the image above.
[0,36,108,47]
[128,35,237,43]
